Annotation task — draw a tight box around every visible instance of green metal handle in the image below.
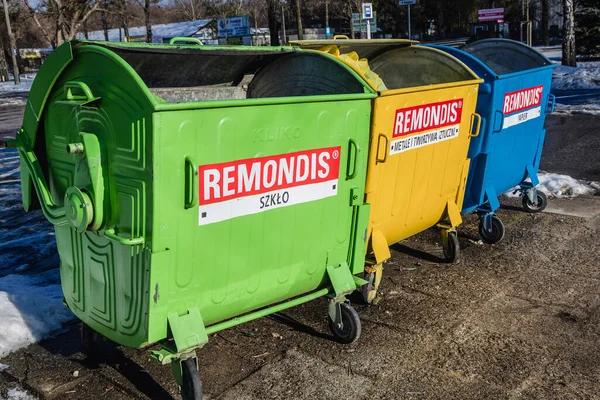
[169,37,203,45]
[346,138,358,180]
[104,228,145,246]
[57,81,100,107]
[65,81,96,101]
[16,142,68,225]
[185,156,198,209]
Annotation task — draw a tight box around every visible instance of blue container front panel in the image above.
[462,67,555,214]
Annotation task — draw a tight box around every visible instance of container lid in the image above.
[461,39,553,76]
[292,39,481,91]
[289,39,416,60]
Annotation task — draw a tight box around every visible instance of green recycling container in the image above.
[11,40,376,399]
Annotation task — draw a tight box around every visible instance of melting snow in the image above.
[0,148,74,358]
[552,62,600,91]
[4,387,37,400]
[505,172,600,198]
[0,76,35,94]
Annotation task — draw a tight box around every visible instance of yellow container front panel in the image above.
[365,83,479,262]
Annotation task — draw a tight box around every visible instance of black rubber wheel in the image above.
[522,191,547,213]
[442,232,460,263]
[181,358,203,400]
[81,322,101,360]
[328,303,361,344]
[479,216,505,244]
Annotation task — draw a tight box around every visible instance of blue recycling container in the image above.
[427,39,556,244]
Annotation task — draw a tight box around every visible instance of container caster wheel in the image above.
[361,263,383,304]
[81,322,101,360]
[180,358,203,400]
[479,215,505,244]
[328,303,361,344]
[442,231,460,263]
[523,191,547,213]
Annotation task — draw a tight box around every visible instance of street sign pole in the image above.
[399,0,416,40]
[362,2,372,39]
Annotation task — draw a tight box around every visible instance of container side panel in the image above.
[151,100,371,329]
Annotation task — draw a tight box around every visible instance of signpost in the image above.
[362,3,373,39]
[352,12,377,34]
[399,0,416,40]
[217,16,251,38]
[478,8,504,22]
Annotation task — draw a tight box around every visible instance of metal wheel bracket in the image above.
[525,187,537,204]
[481,213,496,235]
[363,263,383,303]
[438,224,454,248]
[328,298,346,330]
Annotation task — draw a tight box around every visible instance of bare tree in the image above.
[174,0,204,20]
[562,0,576,66]
[23,0,103,46]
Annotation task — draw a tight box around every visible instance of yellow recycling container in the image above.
[291,39,483,302]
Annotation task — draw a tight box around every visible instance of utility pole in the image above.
[2,0,19,84]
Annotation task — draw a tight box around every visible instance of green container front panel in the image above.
[147,100,371,343]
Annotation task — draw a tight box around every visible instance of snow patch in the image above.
[552,62,600,91]
[0,76,35,94]
[0,273,74,358]
[505,172,600,198]
[0,148,75,357]
[5,387,37,400]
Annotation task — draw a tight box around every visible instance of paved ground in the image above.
[0,100,599,399]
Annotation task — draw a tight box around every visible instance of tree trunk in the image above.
[295,0,303,40]
[541,0,549,46]
[267,0,279,46]
[0,35,9,82]
[562,0,576,66]
[144,0,152,43]
[2,0,20,83]
[101,11,109,41]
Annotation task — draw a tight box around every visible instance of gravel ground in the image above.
[0,102,598,399]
